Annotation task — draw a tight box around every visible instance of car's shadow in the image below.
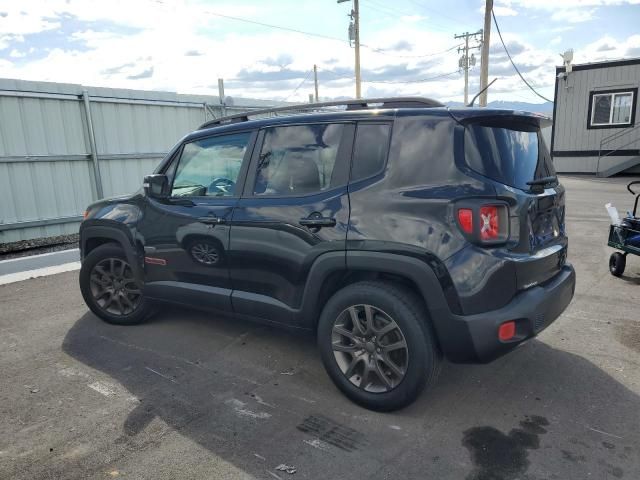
[62,308,640,480]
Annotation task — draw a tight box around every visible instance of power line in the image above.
[363,70,460,84]
[284,70,313,101]
[207,11,346,44]
[365,43,462,59]
[206,9,460,60]
[361,0,457,34]
[491,9,553,103]
[318,67,460,84]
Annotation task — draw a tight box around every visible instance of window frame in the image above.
[348,120,393,184]
[241,121,356,199]
[588,87,637,130]
[162,129,258,200]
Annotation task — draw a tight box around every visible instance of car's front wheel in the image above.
[317,281,441,411]
[79,244,151,325]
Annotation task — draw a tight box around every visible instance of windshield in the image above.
[464,123,555,191]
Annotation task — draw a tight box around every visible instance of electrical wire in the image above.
[491,10,553,103]
[364,43,462,59]
[318,67,460,84]
[363,70,460,84]
[206,10,461,60]
[284,70,313,101]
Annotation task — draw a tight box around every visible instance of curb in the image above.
[0,248,80,276]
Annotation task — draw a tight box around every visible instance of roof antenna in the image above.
[467,78,497,107]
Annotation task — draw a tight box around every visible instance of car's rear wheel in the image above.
[79,244,151,325]
[317,281,441,411]
[609,252,626,277]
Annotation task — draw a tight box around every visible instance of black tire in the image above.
[609,252,626,277]
[79,244,151,325]
[317,281,441,412]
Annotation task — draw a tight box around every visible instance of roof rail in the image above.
[198,96,444,129]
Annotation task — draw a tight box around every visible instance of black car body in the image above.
[79,97,575,410]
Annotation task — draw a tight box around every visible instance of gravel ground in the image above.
[0,175,639,480]
[0,234,79,260]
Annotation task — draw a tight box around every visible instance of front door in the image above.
[140,130,255,311]
[228,122,354,326]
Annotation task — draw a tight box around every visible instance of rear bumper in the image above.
[440,264,575,363]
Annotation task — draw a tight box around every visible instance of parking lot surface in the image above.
[1,175,639,480]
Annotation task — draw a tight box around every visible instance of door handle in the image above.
[299,216,336,228]
[198,216,225,225]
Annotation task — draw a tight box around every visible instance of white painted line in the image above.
[0,261,81,285]
[88,381,117,397]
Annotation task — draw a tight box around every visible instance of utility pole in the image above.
[479,0,493,106]
[217,78,226,116]
[313,64,319,102]
[454,31,482,105]
[338,0,361,99]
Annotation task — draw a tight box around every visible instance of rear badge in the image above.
[144,256,167,266]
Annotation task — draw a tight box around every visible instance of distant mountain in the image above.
[446,100,554,115]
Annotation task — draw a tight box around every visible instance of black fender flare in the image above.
[300,250,462,343]
[79,224,144,284]
[346,251,473,360]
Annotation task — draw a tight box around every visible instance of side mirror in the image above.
[143,174,169,199]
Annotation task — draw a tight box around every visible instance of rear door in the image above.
[463,119,567,287]
[228,122,354,326]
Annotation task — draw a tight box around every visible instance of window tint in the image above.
[171,132,251,197]
[351,123,391,181]
[254,124,345,196]
[464,124,555,191]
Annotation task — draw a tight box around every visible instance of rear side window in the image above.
[351,123,391,181]
[464,123,555,191]
[254,123,346,196]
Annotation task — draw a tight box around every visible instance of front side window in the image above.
[171,132,251,197]
[590,90,635,127]
[254,124,345,196]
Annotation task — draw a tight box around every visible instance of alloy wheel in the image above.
[331,304,409,393]
[89,258,142,316]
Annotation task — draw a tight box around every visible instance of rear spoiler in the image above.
[447,109,552,128]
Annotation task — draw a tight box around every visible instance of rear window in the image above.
[464,123,555,191]
[351,123,391,181]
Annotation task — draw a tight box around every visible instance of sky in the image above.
[0,0,639,105]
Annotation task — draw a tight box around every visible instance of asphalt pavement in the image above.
[1,175,639,480]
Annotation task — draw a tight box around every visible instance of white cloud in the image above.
[575,34,640,62]
[400,15,427,23]
[1,0,636,106]
[551,8,597,23]
[494,6,519,16]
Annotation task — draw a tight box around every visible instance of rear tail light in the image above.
[457,209,473,234]
[479,206,499,240]
[456,203,509,245]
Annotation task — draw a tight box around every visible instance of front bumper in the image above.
[441,264,576,363]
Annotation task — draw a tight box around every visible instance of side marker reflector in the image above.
[498,321,516,341]
[145,256,167,266]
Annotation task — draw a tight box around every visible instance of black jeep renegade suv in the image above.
[79,97,575,411]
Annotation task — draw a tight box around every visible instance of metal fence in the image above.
[0,78,276,243]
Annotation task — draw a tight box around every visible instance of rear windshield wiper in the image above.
[526,176,558,192]
[527,176,557,187]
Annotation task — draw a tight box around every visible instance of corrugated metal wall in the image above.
[553,62,640,174]
[0,78,274,243]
